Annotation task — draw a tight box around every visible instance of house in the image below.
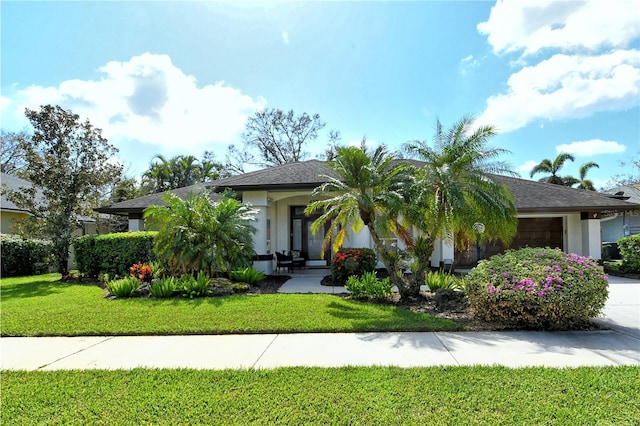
[1,172,98,269]
[601,183,640,243]
[96,160,640,273]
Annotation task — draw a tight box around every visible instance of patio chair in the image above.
[275,251,293,273]
[291,250,306,269]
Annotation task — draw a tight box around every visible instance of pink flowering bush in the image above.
[465,247,608,329]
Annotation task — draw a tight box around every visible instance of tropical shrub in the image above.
[179,271,211,298]
[130,262,153,283]
[0,234,53,277]
[149,277,176,299]
[73,231,156,277]
[144,191,257,277]
[465,247,609,329]
[345,271,393,300]
[229,267,265,285]
[424,270,462,291]
[106,277,140,298]
[618,234,640,272]
[331,248,377,285]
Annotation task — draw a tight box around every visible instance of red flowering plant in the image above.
[129,262,153,283]
[330,248,377,285]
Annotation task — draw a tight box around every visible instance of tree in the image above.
[97,176,144,233]
[5,105,122,274]
[404,116,518,297]
[144,191,257,276]
[530,153,576,185]
[141,154,225,193]
[0,129,30,174]
[239,108,326,168]
[305,144,416,298]
[572,161,600,190]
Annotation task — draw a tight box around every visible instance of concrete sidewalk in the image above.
[1,330,638,370]
[1,276,638,371]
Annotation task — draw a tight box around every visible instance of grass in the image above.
[0,274,461,336]
[2,366,638,425]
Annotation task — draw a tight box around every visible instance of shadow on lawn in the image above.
[324,299,462,332]
[0,279,68,299]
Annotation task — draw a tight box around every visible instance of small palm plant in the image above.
[149,277,176,299]
[106,277,140,298]
[144,190,257,277]
[424,270,462,292]
[229,267,265,286]
[180,271,211,298]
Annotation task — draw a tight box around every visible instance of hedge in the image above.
[618,234,640,272]
[0,234,53,277]
[73,231,157,277]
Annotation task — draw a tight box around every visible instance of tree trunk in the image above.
[366,225,419,300]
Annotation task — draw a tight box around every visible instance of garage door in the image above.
[480,217,564,260]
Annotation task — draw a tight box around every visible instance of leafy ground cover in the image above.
[0,274,461,336]
[2,366,637,425]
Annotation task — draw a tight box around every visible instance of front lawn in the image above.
[0,274,461,336]
[2,366,637,425]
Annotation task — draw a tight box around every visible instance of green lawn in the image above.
[2,366,638,425]
[0,274,461,336]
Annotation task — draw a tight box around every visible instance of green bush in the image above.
[465,247,609,329]
[0,234,53,277]
[345,271,393,300]
[229,267,265,285]
[73,231,157,278]
[106,277,140,298]
[149,277,176,299]
[331,248,377,285]
[618,234,640,272]
[144,191,257,277]
[424,270,462,291]
[180,271,211,298]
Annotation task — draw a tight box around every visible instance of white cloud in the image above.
[5,53,266,150]
[459,54,484,76]
[556,139,627,157]
[516,160,538,176]
[0,95,12,113]
[282,31,289,45]
[478,0,640,57]
[476,50,640,132]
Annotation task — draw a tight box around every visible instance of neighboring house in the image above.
[96,160,640,273]
[601,183,640,243]
[0,172,98,269]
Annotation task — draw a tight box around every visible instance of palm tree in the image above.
[530,153,575,185]
[144,191,257,276]
[404,116,518,295]
[305,145,416,297]
[574,161,600,190]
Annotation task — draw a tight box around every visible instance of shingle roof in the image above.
[96,160,640,215]
[210,160,338,191]
[95,182,214,214]
[1,173,97,222]
[0,173,40,213]
[492,175,639,212]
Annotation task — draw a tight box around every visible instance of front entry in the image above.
[290,206,330,264]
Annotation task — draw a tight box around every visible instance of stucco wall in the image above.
[0,211,29,234]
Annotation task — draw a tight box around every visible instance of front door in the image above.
[290,206,330,262]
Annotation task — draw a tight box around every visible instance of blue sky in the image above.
[2,1,639,189]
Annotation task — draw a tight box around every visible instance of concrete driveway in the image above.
[593,275,640,339]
